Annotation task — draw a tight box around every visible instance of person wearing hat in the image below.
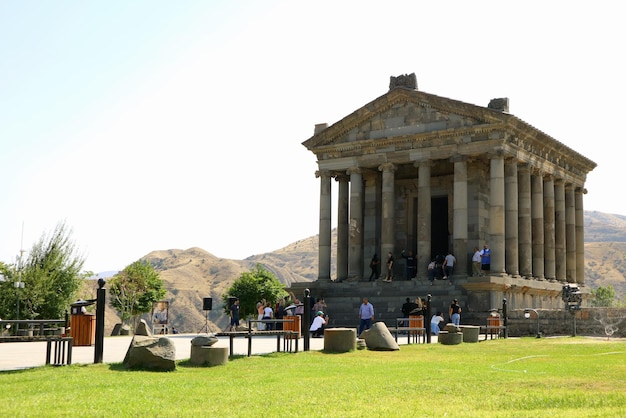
[309,311,329,338]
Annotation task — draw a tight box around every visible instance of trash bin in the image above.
[284,315,301,339]
[70,300,96,346]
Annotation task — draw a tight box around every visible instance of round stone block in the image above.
[438,331,463,345]
[190,345,229,366]
[460,325,480,343]
[323,328,357,353]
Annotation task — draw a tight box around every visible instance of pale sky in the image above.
[1,1,624,273]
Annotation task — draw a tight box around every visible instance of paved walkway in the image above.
[0,333,332,371]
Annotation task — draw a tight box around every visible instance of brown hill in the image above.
[91,211,625,334]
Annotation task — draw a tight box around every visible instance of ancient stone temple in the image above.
[296,73,596,323]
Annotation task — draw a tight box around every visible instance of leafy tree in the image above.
[592,285,616,307]
[0,222,85,320]
[221,264,286,318]
[108,260,166,328]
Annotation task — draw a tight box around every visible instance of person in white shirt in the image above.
[430,312,445,335]
[443,251,457,284]
[310,311,328,337]
[471,247,481,277]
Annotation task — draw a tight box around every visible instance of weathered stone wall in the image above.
[506,308,626,338]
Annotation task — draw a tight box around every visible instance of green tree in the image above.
[0,222,85,320]
[108,260,166,328]
[221,264,286,318]
[592,285,616,307]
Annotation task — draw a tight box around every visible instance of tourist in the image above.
[443,251,457,284]
[274,299,285,330]
[400,297,418,328]
[427,259,436,285]
[480,244,491,275]
[368,254,380,281]
[263,302,274,330]
[313,298,327,317]
[471,247,481,277]
[401,250,417,280]
[309,311,328,338]
[383,252,394,282]
[256,300,266,331]
[229,298,240,332]
[449,299,462,326]
[358,297,375,335]
[435,254,445,279]
[430,311,445,335]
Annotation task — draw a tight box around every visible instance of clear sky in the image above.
[1,1,624,273]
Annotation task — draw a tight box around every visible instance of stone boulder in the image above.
[119,324,132,336]
[123,335,176,371]
[134,319,152,336]
[360,322,400,351]
[191,334,219,347]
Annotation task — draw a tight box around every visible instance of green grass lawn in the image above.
[1,337,625,417]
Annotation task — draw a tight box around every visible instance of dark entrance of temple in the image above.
[431,196,448,259]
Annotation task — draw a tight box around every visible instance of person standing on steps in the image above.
[383,252,394,282]
[368,254,380,281]
[479,244,491,276]
[401,250,417,280]
[471,247,481,277]
[449,298,462,326]
[443,251,456,285]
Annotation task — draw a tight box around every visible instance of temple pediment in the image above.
[302,85,596,181]
[303,88,504,150]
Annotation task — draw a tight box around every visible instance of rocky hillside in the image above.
[90,211,626,334]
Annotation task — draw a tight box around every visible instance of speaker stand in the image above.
[198,309,214,334]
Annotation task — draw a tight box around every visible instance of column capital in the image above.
[518,162,532,174]
[575,187,588,195]
[413,160,432,169]
[378,162,397,172]
[315,170,332,178]
[449,154,468,164]
[334,173,349,182]
[346,167,362,176]
[554,178,565,186]
[487,149,506,159]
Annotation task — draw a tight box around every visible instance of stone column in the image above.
[489,154,506,275]
[379,163,396,262]
[347,167,364,280]
[452,156,468,276]
[505,158,520,277]
[543,176,556,281]
[316,170,332,281]
[417,161,432,277]
[575,188,586,285]
[336,174,349,281]
[531,171,545,279]
[565,184,577,283]
[554,179,566,282]
[518,164,532,278]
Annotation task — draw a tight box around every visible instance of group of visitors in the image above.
[429,298,462,335]
[472,244,491,276]
[370,242,492,283]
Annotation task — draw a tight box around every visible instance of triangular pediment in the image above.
[303,88,507,150]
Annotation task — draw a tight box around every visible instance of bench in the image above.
[389,317,426,344]
[0,319,67,342]
[480,325,507,340]
[216,318,300,357]
[45,337,73,366]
